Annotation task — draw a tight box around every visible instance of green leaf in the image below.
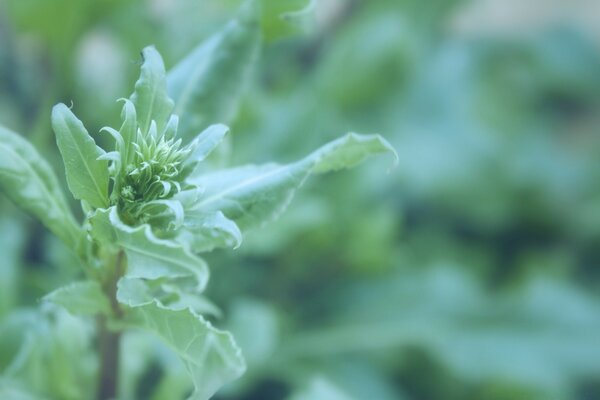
[52,103,109,209]
[130,46,174,136]
[188,133,397,230]
[0,308,97,400]
[185,124,230,173]
[126,301,246,400]
[117,98,137,169]
[89,207,209,291]
[167,0,260,142]
[116,277,222,317]
[289,376,354,400]
[179,210,242,253]
[43,281,112,316]
[0,125,82,247]
[280,0,318,33]
[0,381,49,400]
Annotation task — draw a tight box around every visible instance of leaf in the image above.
[185,124,230,172]
[280,0,318,33]
[0,381,49,400]
[43,281,112,316]
[179,210,242,253]
[0,308,97,400]
[116,277,222,317]
[188,133,397,230]
[89,207,209,291]
[289,376,354,400]
[130,46,174,136]
[167,0,260,142]
[0,125,82,247]
[126,301,246,400]
[52,103,109,209]
[118,99,137,168]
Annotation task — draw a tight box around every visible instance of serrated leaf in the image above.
[131,46,174,136]
[188,133,397,231]
[0,125,82,247]
[52,103,109,209]
[167,0,260,142]
[89,207,209,291]
[126,301,245,400]
[43,281,111,316]
[116,277,222,317]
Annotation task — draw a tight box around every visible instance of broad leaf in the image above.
[116,277,222,317]
[188,133,397,230]
[0,125,82,247]
[185,124,230,173]
[89,207,209,291]
[126,301,246,400]
[43,282,111,316]
[52,103,109,209]
[131,46,174,136]
[167,0,260,142]
[179,211,242,253]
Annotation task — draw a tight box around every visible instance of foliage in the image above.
[0,1,394,399]
[1,0,600,399]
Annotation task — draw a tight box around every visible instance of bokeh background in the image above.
[1,0,600,399]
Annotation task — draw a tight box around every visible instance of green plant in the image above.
[0,5,396,400]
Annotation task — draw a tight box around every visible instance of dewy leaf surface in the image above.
[167,0,260,142]
[127,301,246,400]
[0,125,82,247]
[43,282,112,316]
[89,207,209,291]
[130,46,174,135]
[52,103,109,209]
[188,133,397,231]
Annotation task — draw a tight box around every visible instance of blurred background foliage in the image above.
[1,0,600,399]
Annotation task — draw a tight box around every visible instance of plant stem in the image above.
[97,318,121,400]
[97,251,125,400]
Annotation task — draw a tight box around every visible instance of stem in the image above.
[97,251,125,400]
[97,318,121,400]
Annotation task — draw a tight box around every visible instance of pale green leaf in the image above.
[188,133,397,230]
[179,211,242,253]
[130,46,174,135]
[167,0,260,142]
[116,277,222,317]
[185,124,230,173]
[43,281,111,316]
[118,99,137,168]
[0,308,97,400]
[289,376,354,400]
[280,0,318,33]
[127,301,246,400]
[89,207,209,291]
[0,125,82,247]
[52,103,109,209]
[0,381,49,400]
